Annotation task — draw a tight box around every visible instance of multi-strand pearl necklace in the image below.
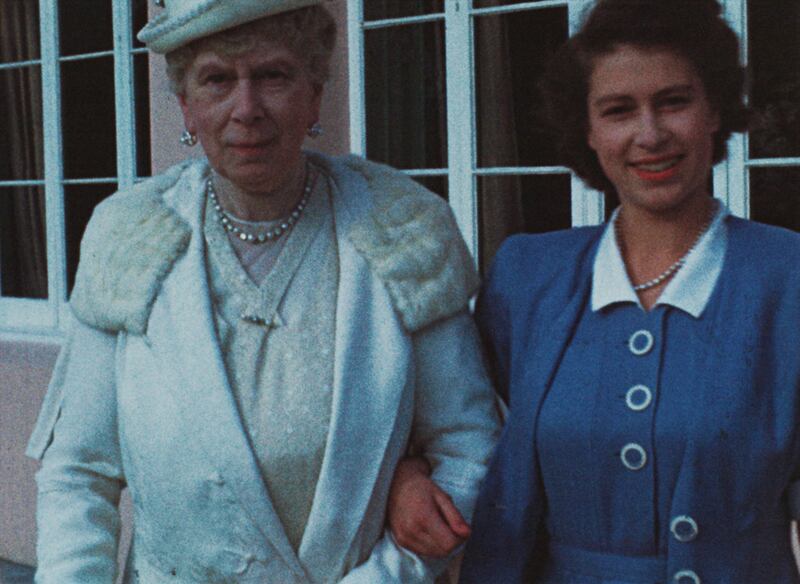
[616,204,714,292]
[207,167,311,244]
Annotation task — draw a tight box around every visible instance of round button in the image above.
[620,443,647,470]
[625,384,653,411]
[670,515,699,542]
[628,330,654,355]
[673,569,701,584]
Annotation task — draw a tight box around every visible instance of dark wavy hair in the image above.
[539,0,750,193]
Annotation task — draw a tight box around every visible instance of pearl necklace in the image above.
[207,168,311,244]
[615,205,714,292]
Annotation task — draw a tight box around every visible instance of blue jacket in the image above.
[460,217,800,583]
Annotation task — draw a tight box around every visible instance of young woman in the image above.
[391,1,800,582]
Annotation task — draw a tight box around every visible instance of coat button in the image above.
[620,442,647,470]
[673,569,701,584]
[625,384,653,411]
[628,330,654,355]
[670,515,699,542]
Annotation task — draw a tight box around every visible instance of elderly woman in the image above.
[391,1,800,583]
[26,1,499,582]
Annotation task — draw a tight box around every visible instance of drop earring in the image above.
[180,130,197,147]
[307,122,323,139]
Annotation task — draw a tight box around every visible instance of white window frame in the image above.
[348,0,794,267]
[719,1,800,219]
[0,0,146,338]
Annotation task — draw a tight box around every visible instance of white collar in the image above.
[591,200,728,318]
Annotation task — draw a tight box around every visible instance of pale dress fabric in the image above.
[203,165,337,551]
[203,166,477,581]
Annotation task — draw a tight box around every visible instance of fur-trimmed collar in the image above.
[336,155,479,331]
[70,154,478,334]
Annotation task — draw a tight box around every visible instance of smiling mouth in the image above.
[631,156,683,180]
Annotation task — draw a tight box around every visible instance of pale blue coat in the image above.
[28,152,500,583]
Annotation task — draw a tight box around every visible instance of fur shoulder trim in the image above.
[342,155,480,331]
[70,162,193,334]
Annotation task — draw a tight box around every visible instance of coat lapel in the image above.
[147,166,305,578]
[298,155,411,578]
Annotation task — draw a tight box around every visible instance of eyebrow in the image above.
[194,61,229,77]
[194,58,297,79]
[592,84,695,107]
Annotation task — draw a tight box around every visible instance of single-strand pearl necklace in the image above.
[615,206,714,292]
[207,170,311,244]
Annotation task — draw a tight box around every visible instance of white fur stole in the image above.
[344,156,479,331]
[70,164,192,334]
[69,156,478,334]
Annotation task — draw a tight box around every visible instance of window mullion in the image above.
[568,0,605,226]
[445,0,478,263]
[113,0,136,189]
[39,0,67,325]
[720,0,748,218]
[347,0,366,155]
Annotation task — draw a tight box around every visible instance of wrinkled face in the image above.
[178,40,322,195]
[587,45,720,215]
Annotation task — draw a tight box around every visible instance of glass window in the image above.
[479,173,572,270]
[364,1,443,22]
[59,0,113,57]
[134,52,152,178]
[0,66,44,182]
[0,0,40,63]
[352,0,799,285]
[364,21,447,170]
[65,184,117,294]
[412,176,448,201]
[475,0,557,8]
[747,0,800,159]
[0,0,151,331]
[744,0,799,233]
[132,0,149,49]
[0,0,46,301]
[474,7,567,168]
[749,167,800,232]
[0,186,47,299]
[61,57,118,179]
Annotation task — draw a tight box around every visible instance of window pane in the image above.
[0,66,44,181]
[479,173,571,270]
[0,0,40,63]
[60,0,113,56]
[748,1,800,159]
[133,0,149,49]
[412,176,448,201]
[364,1,443,21]
[62,57,117,179]
[134,52,152,178]
[749,167,800,232]
[65,184,117,294]
[0,186,47,299]
[365,22,447,170]
[475,7,567,168]
[475,0,559,7]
